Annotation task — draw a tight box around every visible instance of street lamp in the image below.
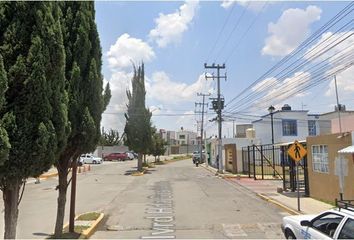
[268,105,275,177]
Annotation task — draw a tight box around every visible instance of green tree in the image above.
[151,132,167,162]
[0,2,69,238]
[53,2,110,236]
[100,129,121,146]
[0,56,10,167]
[124,63,152,172]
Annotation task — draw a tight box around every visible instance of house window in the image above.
[312,145,328,173]
[282,120,297,136]
[179,135,185,139]
[308,120,317,136]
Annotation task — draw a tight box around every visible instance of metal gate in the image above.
[242,143,309,196]
[242,144,282,180]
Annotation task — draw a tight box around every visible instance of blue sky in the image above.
[96,1,354,137]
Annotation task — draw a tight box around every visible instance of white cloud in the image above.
[174,110,206,134]
[221,1,268,12]
[325,66,354,97]
[221,0,235,9]
[304,31,354,63]
[251,77,278,92]
[251,72,311,110]
[149,0,199,48]
[262,5,322,57]
[146,71,213,104]
[107,33,155,70]
[101,71,133,132]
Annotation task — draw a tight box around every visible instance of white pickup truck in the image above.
[282,201,354,239]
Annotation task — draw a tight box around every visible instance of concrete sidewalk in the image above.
[202,164,333,215]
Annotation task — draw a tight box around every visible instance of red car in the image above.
[103,152,128,161]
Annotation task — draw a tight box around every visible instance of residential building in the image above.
[252,104,331,145]
[206,137,251,173]
[236,124,253,138]
[316,106,354,133]
[332,115,354,133]
[319,107,354,121]
[306,131,354,203]
[176,130,197,145]
[159,129,167,141]
[166,130,177,145]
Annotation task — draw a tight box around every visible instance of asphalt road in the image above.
[0,160,137,239]
[0,159,288,239]
[93,159,288,239]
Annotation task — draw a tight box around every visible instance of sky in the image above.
[95,1,354,137]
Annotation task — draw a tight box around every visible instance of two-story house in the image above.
[252,104,331,145]
[176,130,197,145]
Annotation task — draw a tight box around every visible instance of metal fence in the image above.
[242,143,309,196]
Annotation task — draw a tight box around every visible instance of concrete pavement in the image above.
[203,164,333,215]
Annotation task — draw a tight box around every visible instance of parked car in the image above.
[125,151,135,160]
[80,154,102,164]
[103,152,128,161]
[282,200,354,239]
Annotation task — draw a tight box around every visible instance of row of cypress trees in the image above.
[0,2,111,239]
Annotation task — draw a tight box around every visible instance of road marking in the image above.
[222,223,283,239]
[222,224,247,237]
[142,181,176,239]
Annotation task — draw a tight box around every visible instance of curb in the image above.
[81,213,104,239]
[257,193,300,215]
[201,164,249,179]
[39,172,58,180]
[62,212,104,239]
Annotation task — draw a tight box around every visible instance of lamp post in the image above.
[268,105,275,177]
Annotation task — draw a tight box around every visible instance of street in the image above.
[1,159,288,239]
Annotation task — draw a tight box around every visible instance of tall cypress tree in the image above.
[0,2,69,239]
[124,63,152,172]
[0,56,10,167]
[53,2,110,236]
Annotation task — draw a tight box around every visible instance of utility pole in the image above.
[204,63,226,173]
[233,120,235,138]
[334,75,342,134]
[196,93,210,164]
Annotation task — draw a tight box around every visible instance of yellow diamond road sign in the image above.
[288,140,307,162]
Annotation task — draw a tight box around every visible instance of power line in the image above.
[225,2,354,107]
[225,1,268,63]
[228,40,354,112]
[213,2,250,62]
[206,3,237,62]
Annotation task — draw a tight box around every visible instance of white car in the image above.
[282,201,354,239]
[125,152,134,160]
[80,154,102,164]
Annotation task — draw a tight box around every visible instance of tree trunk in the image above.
[3,179,20,239]
[138,153,143,172]
[54,168,68,237]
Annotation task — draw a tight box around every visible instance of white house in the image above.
[252,104,331,145]
[176,130,197,145]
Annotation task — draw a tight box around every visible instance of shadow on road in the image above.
[281,191,307,198]
[32,232,50,237]
[124,169,156,176]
